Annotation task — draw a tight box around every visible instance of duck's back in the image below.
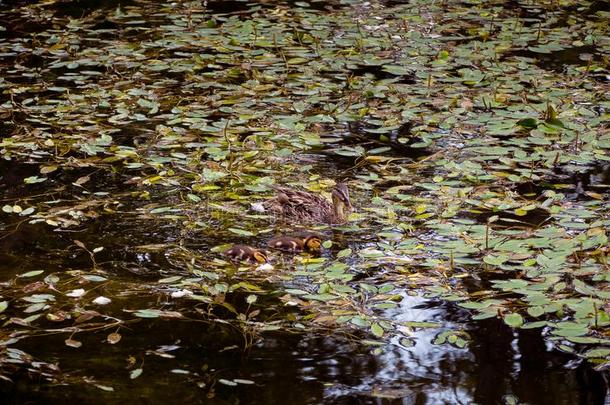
[264,187,333,223]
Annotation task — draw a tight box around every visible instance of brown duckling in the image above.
[267,235,322,253]
[262,183,352,224]
[223,245,268,264]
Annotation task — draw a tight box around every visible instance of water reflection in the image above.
[1,215,607,404]
[1,286,608,404]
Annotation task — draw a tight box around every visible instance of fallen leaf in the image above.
[66,288,86,298]
[65,338,82,348]
[107,332,121,345]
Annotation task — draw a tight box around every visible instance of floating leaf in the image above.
[23,294,55,303]
[158,276,182,284]
[371,323,384,338]
[584,348,610,358]
[517,118,538,129]
[150,207,173,214]
[134,309,161,318]
[527,306,545,318]
[47,311,68,322]
[65,338,82,348]
[337,248,352,258]
[302,293,338,302]
[66,289,86,298]
[83,275,107,282]
[40,165,57,174]
[19,207,35,216]
[228,228,255,237]
[218,379,238,386]
[107,332,122,345]
[233,379,255,385]
[75,310,99,324]
[503,313,524,328]
[24,176,46,184]
[18,270,44,278]
[130,368,143,379]
[24,303,47,313]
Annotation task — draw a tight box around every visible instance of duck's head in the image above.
[303,235,322,251]
[252,250,269,263]
[331,183,352,220]
[277,192,290,205]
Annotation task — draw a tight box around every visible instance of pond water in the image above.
[2,278,607,404]
[0,0,609,403]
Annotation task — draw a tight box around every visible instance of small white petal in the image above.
[256,263,274,271]
[66,288,86,298]
[92,296,111,305]
[170,289,193,298]
[250,202,266,213]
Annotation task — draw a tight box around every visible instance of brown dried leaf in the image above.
[107,332,121,345]
[126,355,137,368]
[9,317,31,327]
[460,97,474,110]
[65,338,82,348]
[584,191,603,200]
[74,175,90,186]
[47,311,69,322]
[40,165,58,174]
[22,281,46,294]
[75,310,100,324]
[159,310,183,318]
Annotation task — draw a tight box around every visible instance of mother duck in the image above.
[262,183,352,224]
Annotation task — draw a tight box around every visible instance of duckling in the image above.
[262,183,352,224]
[223,245,268,264]
[267,235,322,253]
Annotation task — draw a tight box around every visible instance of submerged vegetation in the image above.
[0,0,609,401]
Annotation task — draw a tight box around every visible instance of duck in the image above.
[223,245,268,264]
[267,235,322,253]
[262,183,352,224]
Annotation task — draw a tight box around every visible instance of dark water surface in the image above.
[2,294,607,404]
[1,217,607,403]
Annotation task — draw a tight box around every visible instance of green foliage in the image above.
[0,0,608,389]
